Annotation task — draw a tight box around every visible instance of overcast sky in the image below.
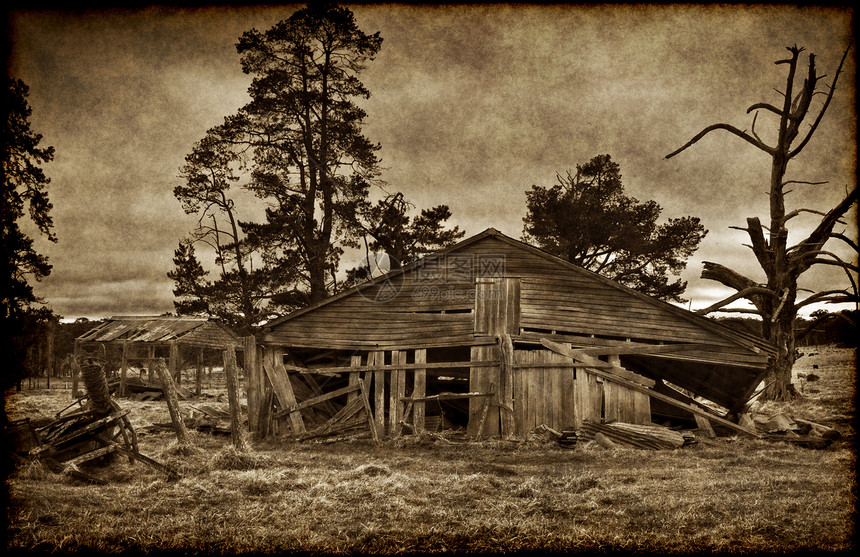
[7,4,857,321]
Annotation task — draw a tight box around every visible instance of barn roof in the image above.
[76,315,241,348]
[264,228,774,357]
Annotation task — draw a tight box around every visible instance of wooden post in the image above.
[243,336,260,433]
[499,335,515,437]
[155,357,191,446]
[71,340,81,399]
[269,353,306,434]
[372,351,385,438]
[358,378,379,443]
[389,350,406,437]
[169,341,180,385]
[119,340,129,398]
[413,349,426,434]
[146,345,154,382]
[223,346,247,451]
[348,354,361,405]
[195,347,203,396]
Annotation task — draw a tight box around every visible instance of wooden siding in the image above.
[265,230,769,375]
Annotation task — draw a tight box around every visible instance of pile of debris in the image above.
[750,411,842,449]
[539,422,690,450]
[9,361,178,483]
[538,410,842,451]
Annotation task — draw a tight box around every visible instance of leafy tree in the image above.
[522,154,707,302]
[175,4,383,325]
[172,131,282,334]
[2,77,57,385]
[346,192,465,282]
[666,44,857,401]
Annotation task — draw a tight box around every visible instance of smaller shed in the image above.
[75,316,242,396]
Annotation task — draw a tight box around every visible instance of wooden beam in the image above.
[281,360,498,375]
[359,377,379,443]
[499,335,515,437]
[154,358,191,447]
[274,383,361,416]
[223,346,247,451]
[372,351,385,438]
[264,358,305,434]
[413,349,426,434]
[541,339,656,388]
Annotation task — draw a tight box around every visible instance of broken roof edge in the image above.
[76,314,241,343]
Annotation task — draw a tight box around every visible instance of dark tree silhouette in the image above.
[523,154,707,303]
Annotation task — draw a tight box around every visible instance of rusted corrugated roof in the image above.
[76,316,236,344]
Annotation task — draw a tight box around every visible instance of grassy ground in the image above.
[4,346,856,555]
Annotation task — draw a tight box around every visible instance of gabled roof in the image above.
[263,228,775,357]
[77,315,239,346]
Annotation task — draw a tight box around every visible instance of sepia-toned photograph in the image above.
[4,3,856,554]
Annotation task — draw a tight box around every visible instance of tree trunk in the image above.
[762,299,799,401]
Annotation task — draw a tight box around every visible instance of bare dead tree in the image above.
[666,43,858,401]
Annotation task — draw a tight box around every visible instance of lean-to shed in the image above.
[75,316,242,396]
[248,229,775,440]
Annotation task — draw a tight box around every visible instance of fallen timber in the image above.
[23,360,179,482]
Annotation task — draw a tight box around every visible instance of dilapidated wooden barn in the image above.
[244,229,775,441]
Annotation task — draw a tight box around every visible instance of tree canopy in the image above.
[346,192,464,281]
[522,154,707,302]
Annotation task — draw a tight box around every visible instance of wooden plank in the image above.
[280,359,498,375]
[242,336,258,431]
[542,339,760,437]
[119,341,129,398]
[264,357,306,434]
[632,389,651,424]
[499,335,515,437]
[402,391,495,402]
[389,350,406,437]
[348,355,361,405]
[358,378,379,443]
[301,372,340,417]
[413,349,426,434]
[559,346,577,431]
[524,351,537,433]
[513,349,527,436]
[472,382,495,440]
[695,414,717,437]
[154,358,191,446]
[169,341,180,385]
[541,339,655,388]
[223,346,247,451]
[372,351,385,438]
[64,445,117,468]
[468,345,499,437]
[276,383,361,415]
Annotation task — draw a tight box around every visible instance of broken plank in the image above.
[358,378,379,443]
[264,361,306,434]
[274,383,362,417]
[541,339,655,388]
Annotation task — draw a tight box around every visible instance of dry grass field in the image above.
[4,345,856,555]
